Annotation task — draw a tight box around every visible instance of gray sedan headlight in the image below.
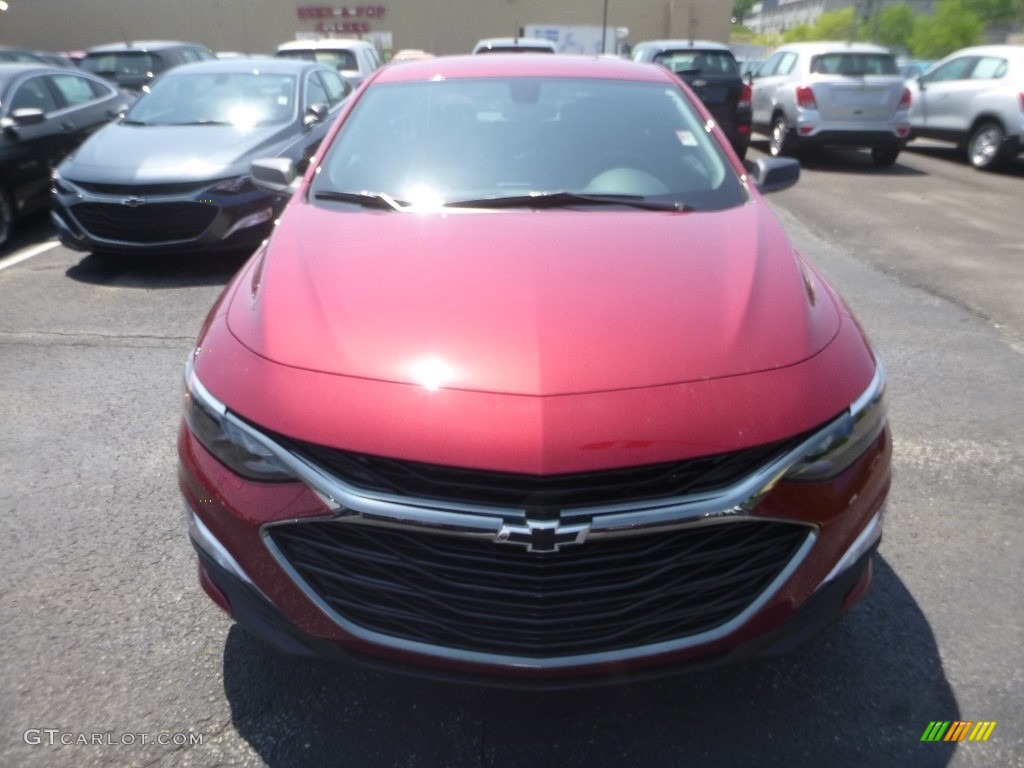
[184,357,295,482]
[785,364,888,482]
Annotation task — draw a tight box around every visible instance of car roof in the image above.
[276,39,374,51]
[634,40,732,53]
[156,57,333,76]
[936,44,1024,60]
[774,41,894,55]
[85,41,208,54]
[372,54,673,84]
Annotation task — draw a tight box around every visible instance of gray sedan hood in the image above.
[62,122,291,183]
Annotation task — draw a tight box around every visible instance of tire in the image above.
[871,146,900,167]
[769,115,795,157]
[967,121,1005,170]
[0,188,12,250]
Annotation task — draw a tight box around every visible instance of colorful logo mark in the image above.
[921,721,997,742]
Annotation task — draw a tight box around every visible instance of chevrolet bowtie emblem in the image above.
[121,196,146,207]
[495,519,590,553]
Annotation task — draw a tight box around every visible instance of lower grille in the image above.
[268,518,810,658]
[71,202,218,242]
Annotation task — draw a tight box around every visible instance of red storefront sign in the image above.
[297,6,387,19]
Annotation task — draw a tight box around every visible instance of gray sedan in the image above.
[52,57,351,256]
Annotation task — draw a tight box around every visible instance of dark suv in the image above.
[80,41,216,93]
[633,40,751,159]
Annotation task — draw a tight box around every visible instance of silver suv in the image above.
[750,42,910,166]
[906,45,1024,170]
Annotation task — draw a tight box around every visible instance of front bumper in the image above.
[178,403,892,682]
[191,523,879,688]
[51,179,278,254]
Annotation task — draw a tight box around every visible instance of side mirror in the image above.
[11,107,47,126]
[744,156,800,193]
[745,72,754,85]
[916,76,926,90]
[251,158,299,195]
[303,102,329,128]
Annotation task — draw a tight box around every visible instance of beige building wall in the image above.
[0,0,731,57]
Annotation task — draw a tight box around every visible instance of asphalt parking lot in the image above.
[1,140,1022,767]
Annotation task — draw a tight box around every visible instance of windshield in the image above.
[124,71,297,127]
[311,77,745,211]
[82,52,165,78]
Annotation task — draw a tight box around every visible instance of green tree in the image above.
[909,0,984,58]
[781,8,860,43]
[872,5,916,51]
[733,0,757,24]
[962,0,1024,26]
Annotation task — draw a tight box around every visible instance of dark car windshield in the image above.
[653,51,739,76]
[810,53,898,76]
[311,77,745,211]
[124,71,297,127]
[82,52,166,78]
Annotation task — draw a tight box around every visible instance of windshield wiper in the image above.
[177,120,234,126]
[121,118,150,126]
[313,189,406,211]
[444,191,691,212]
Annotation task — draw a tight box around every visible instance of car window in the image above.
[312,78,746,211]
[305,71,330,109]
[82,52,165,77]
[777,52,798,76]
[49,73,104,107]
[971,56,1007,79]
[652,51,739,76]
[756,52,784,77]
[922,56,976,82]
[7,76,60,113]
[809,53,898,76]
[317,70,351,105]
[178,49,202,64]
[361,49,377,73]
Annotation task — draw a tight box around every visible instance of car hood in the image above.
[226,200,841,397]
[62,122,290,182]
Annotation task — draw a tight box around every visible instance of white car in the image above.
[275,39,381,89]
[906,44,1024,170]
[750,42,911,167]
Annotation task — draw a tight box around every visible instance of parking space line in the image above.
[0,240,61,272]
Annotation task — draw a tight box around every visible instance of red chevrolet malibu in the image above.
[178,55,891,684]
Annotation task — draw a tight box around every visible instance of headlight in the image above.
[183,357,295,482]
[209,175,254,194]
[785,363,887,482]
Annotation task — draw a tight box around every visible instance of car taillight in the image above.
[1019,92,1024,112]
[738,83,752,110]
[899,87,912,109]
[796,85,816,109]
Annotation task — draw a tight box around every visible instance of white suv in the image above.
[750,42,910,166]
[275,39,381,89]
[906,45,1024,170]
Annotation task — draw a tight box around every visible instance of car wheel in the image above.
[0,188,12,250]
[967,121,1005,170]
[769,116,794,157]
[870,146,900,167]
